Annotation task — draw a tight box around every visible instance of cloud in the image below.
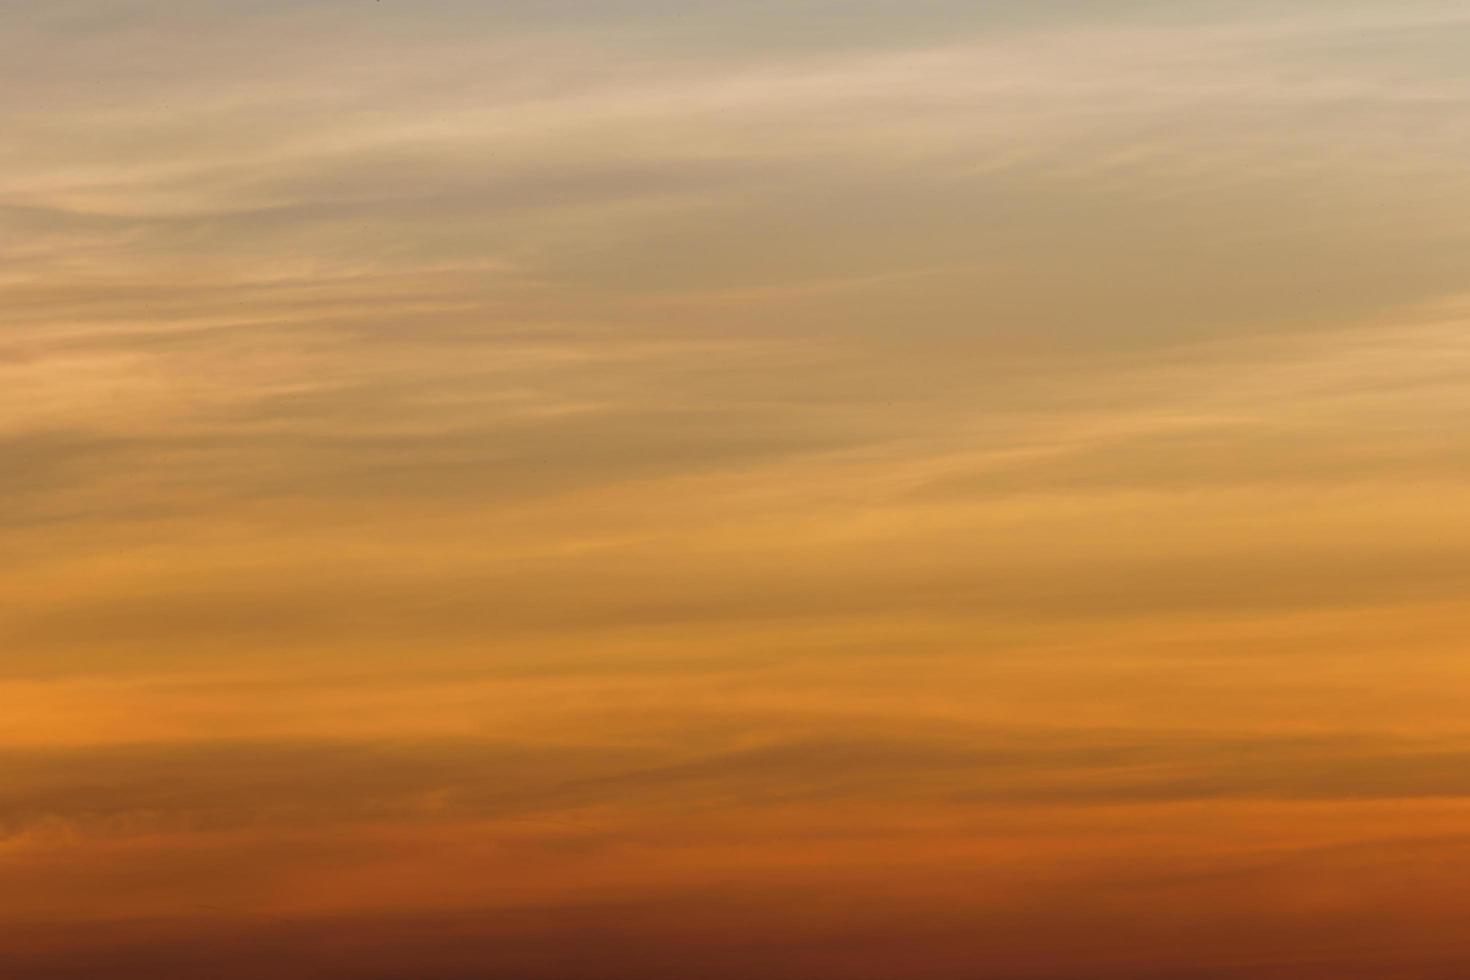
[13,729,1470,844]
[7,4,1470,976]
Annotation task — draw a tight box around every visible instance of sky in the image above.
[5,1,1470,977]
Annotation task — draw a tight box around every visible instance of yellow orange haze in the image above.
[5,2,1470,977]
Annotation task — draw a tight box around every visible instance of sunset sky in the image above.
[6,2,1470,977]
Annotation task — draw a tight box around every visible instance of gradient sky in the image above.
[6,2,1470,977]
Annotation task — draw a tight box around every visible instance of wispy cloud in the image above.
[7,2,1470,976]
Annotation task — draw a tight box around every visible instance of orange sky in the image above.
[6,2,1470,977]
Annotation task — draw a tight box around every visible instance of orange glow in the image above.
[6,2,1470,976]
